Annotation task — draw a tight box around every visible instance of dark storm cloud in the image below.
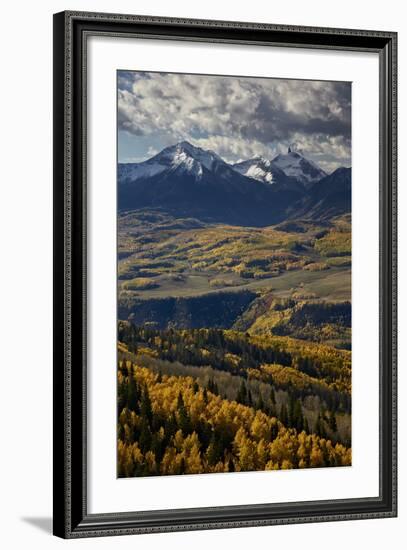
[240,81,351,143]
[118,71,351,170]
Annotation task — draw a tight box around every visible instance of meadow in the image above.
[117,209,352,477]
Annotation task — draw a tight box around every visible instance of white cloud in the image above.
[118,72,351,168]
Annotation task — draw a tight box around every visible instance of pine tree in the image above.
[117,379,127,415]
[280,403,288,426]
[178,457,186,475]
[314,413,327,438]
[329,412,338,432]
[236,380,247,404]
[151,432,164,463]
[256,393,264,411]
[177,391,184,409]
[293,399,304,432]
[127,371,139,413]
[270,421,279,441]
[140,385,153,425]
[270,387,276,405]
[177,392,191,435]
[164,413,177,440]
[139,417,152,454]
[207,431,223,466]
[288,392,296,428]
[314,413,322,436]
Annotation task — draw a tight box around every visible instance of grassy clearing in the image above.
[117,210,351,347]
[122,277,160,291]
[314,217,351,258]
[118,210,332,287]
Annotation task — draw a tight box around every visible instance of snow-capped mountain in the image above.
[118,141,349,225]
[232,157,284,184]
[270,147,327,187]
[118,141,308,226]
[118,141,227,183]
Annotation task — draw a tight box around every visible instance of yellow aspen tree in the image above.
[185,441,203,474]
[310,444,324,467]
[250,411,271,442]
[233,426,247,454]
[212,461,227,473]
[161,446,178,475]
[265,460,279,471]
[182,432,200,454]
[117,441,134,477]
[174,429,185,452]
[124,423,133,444]
[238,436,257,471]
[131,442,144,467]
[119,407,132,427]
[145,450,157,473]
[256,439,269,469]
[281,459,293,469]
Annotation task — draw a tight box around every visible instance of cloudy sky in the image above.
[118,71,351,173]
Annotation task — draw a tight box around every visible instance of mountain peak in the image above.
[156,141,224,173]
[169,140,220,159]
[179,140,193,147]
[117,141,350,225]
[254,156,271,167]
[175,140,201,154]
[271,150,326,187]
[233,157,277,184]
[117,141,227,183]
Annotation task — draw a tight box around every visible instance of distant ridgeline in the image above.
[118,141,351,226]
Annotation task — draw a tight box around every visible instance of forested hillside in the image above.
[118,356,351,477]
[116,143,352,477]
[117,323,351,476]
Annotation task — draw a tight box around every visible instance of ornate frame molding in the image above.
[53,11,397,538]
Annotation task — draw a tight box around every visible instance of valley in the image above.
[118,209,351,348]
[116,141,352,477]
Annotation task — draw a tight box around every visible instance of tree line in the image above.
[118,360,351,477]
[118,323,351,415]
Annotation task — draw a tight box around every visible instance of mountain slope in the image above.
[233,157,284,184]
[292,167,351,220]
[118,142,350,225]
[118,141,224,183]
[118,141,306,226]
[271,148,327,187]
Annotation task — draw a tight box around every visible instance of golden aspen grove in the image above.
[117,317,352,476]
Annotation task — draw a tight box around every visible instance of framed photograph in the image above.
[53,11,397,538]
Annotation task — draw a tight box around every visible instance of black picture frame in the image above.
[53,10,397,538]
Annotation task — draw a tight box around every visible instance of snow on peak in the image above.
[118,141,224,183]
[118,160,167,182]
[149,140,226,178]
[233,157,275,184]
[271,150,326,186]
[118,141,326,188]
